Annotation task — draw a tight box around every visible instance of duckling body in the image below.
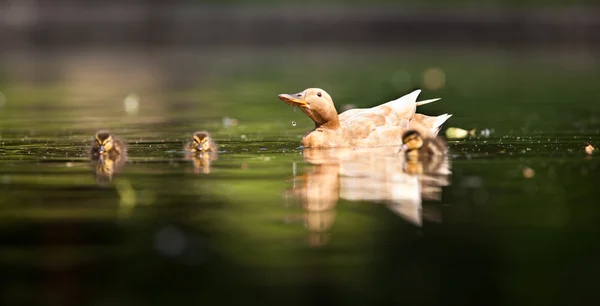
[278,88,451,148]
[402,130,447,161]
[89,131,127,159]
[185,131,217,153]
[401,130,447,175]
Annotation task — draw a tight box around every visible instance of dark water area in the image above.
[1,46,600,305]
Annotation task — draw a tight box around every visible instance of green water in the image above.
[1,48,599,305]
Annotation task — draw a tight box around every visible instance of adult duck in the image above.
[278,88,451,148]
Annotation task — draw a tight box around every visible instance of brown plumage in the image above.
[89,131,127,159]
[278,88,451,148]
[185,131,217,153]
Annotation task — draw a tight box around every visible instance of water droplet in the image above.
[292,121,297,126]
[293,107,297,112]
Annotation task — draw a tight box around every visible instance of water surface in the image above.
[1,47,599,305]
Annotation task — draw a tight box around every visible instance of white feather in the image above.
[386,89,421,111]
[416,98,441,106]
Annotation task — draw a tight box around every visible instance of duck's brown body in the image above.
[279,88,451,148]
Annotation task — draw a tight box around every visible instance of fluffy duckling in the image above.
[185,131,217,153]
[89,131,127,159]
[402,130,447,161]
[401,130,447,175]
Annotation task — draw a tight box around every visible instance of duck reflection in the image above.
[288,131,451,244]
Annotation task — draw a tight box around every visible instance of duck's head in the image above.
[278,88,340,128]
[402,130,424,151]
[191,131,213,152]
[95,131,115,154]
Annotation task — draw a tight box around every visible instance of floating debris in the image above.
[222,117,239,128]
[480,128,491,137]
[446,127,469,139]
[292,121,297,127]
[123,93,140,115]
[523,167,535,179]
[468,129,477,137]
[585,143,595,155]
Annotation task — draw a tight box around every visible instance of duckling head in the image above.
[95,131,115,154]
[192,131,213,152]
[278,88,340,129]
[402,130,424,151]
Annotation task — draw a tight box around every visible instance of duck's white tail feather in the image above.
[386,89,421,110]
[386,89,441,111]
[416,98,441,106]
[434,113,452,129]
[432,113,452,134]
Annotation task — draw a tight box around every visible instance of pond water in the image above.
[1,47,599,305]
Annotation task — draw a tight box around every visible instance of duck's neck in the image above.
[317,117,341,130]
[305,107,341,130]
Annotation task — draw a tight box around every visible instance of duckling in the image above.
[401,130,447,161]
[89,131,127,159]
[185,131,217,153]
[401,130,447,175]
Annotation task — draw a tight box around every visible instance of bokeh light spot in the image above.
[423,67,446,91]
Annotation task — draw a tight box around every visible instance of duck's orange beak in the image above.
[278,93,308,108]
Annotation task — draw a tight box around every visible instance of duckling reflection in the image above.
[185,131,218,174]
[89,131,128,183]
[93,154,127,183]
[288,143,450,235]
[186,152,218,174]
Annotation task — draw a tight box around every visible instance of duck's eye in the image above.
[297,94,302,97]
[317,92,322,97]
